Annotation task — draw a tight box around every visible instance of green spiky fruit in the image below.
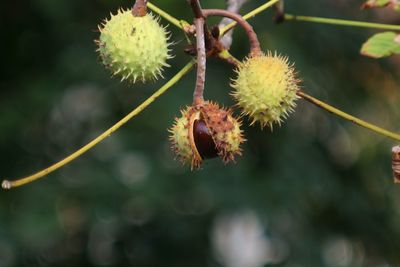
[231,52,300,128]
[169,102,245,169]
[97,9,171,83]
[169,106,195,166]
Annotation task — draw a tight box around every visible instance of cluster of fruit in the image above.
[98,6,300,168]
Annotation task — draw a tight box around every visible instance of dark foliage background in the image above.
[1,0,400,266]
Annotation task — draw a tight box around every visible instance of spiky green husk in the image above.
[98,9,171,83]
[231,52,300,129]
[169,102,245,168]
[169,107,196,166]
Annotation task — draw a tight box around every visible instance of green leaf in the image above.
[360,31,400,58]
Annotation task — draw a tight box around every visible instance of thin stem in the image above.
[220,0,281,35]
[193,17,206,106]
[215,49,400,142]
[284,14,400,31]
[189,0,205,19]
[218,49,241,66]
[298,91,400,142]
[221,45,400,142]
[225,51,400,141]
[2,61,196,190]
[203,9,261,56]
[147,2,184,29]
[132,0,148,17]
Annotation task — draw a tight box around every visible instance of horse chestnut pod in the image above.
[97,8,172,83]
[231,52,300,128]
[169,102,245,168]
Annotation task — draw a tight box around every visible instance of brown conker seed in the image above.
[169,101,245,169]
[193,120,219,159]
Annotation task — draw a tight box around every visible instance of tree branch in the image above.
[188,0,204,18]
[192,17,206,106]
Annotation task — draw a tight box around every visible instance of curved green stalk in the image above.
[285,14,400,31]
[218,49,241,66]
[217,47,400,142]
[148,2,186,29]
[220,0,281,35]
[2,61,195,190]
[298,91,400,141]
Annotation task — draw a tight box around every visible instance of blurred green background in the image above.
[1,0,400,266]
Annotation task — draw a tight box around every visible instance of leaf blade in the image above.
[360,31,400,58]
